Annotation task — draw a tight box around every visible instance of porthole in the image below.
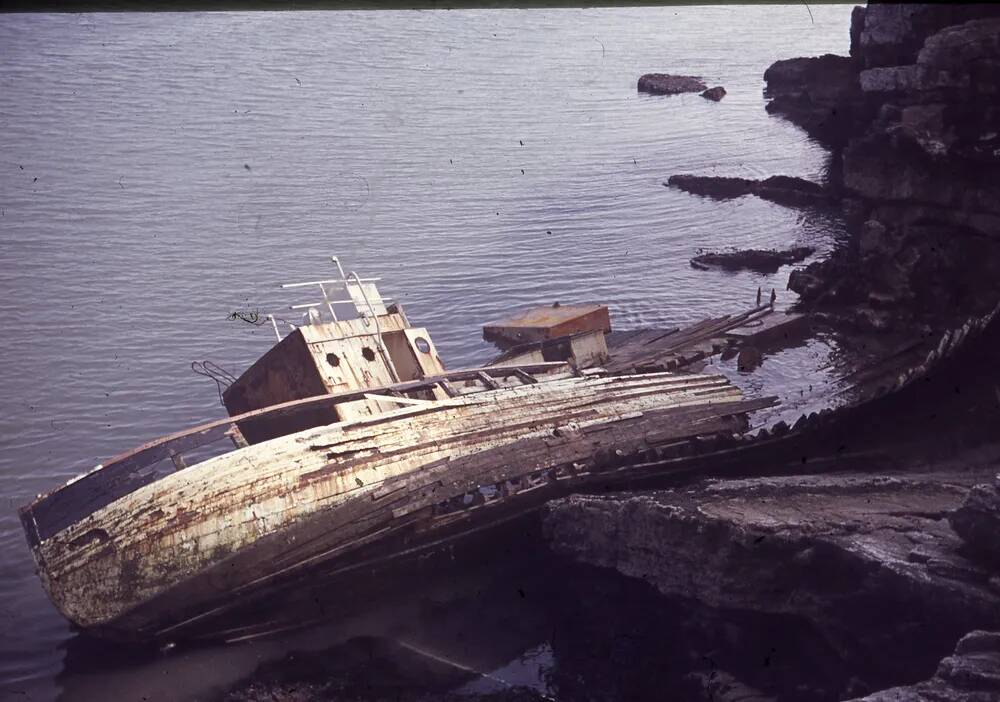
[326,352,340,367]
[361,346,377,362]
[414,337,431,354]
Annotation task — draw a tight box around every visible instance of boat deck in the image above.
[604,304,777,373]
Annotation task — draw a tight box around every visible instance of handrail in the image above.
[349,270,399,382]
[21,362,569,543]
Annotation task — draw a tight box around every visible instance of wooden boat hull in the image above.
[22,371,774,642]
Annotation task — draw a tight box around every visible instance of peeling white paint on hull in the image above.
[23,371,774,641]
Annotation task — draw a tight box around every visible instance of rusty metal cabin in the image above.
[223,258,447,443]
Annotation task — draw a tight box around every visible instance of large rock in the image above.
[918,17,1000,71]
[850,5,867,65]
[854,5,1000,70]
[859,65,919,94]
[700,86,727,101]
[860,19,1000,102]
[845,630,1000,701]
[763,54,863,146]
[842,130,1000,214]
[950,481,1000,565]
[637,73,707,95]
[544,471,1000,681]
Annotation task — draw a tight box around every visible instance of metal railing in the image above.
[266,256,393,342]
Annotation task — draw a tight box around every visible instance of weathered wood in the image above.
[724,311,810,347]
[23,362,569,542]
[489,329,609,369]
[436,380,459,397]
[227,426,250,449]
[169,451,187,471]
[363,393,435,407]
[26,369,772,638]
[129,395,777,640]
[476,371,501,391]
[512,368,539,385]
[605,304,774,374]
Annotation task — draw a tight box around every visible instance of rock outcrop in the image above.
[665,174,835,207]
[690,246,815,274]
[853,4,1000,70]
[700,86,727,101]
[762,4,1000,332]
[844,630,1000,702]
[762,54,865,146]
[543,470,1000,690]
[637,73,707,95]
[951,479,1000,566]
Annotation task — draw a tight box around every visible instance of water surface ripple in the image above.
[0,6,853,697]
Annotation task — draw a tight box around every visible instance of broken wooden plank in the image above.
[724,312,810,348]
[476,371,501,390]
[363,393,436,407]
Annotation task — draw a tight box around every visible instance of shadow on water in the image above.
[52,516,861,702]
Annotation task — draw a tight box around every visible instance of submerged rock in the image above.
[690,247,815,274]
[543,471,1000,684]
[637,73,707,95]
[845,630,1000,702]
[700,86,727,101]
[667,174,757,199]
[736,345,763,372]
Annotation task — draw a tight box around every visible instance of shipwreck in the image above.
[18,257,785,643]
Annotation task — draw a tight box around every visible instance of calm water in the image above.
[0,6,854,699]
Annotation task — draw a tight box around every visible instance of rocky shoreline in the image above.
[541,310,1000,699]
[664,4,1000,334]
[544,469,1000,699]
[782,5,1000,332]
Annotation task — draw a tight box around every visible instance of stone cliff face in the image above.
[764,4,1000,332]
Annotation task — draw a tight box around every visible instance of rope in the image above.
[191,360,239,406]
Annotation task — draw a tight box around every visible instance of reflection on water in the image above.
[0,5,856,697]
